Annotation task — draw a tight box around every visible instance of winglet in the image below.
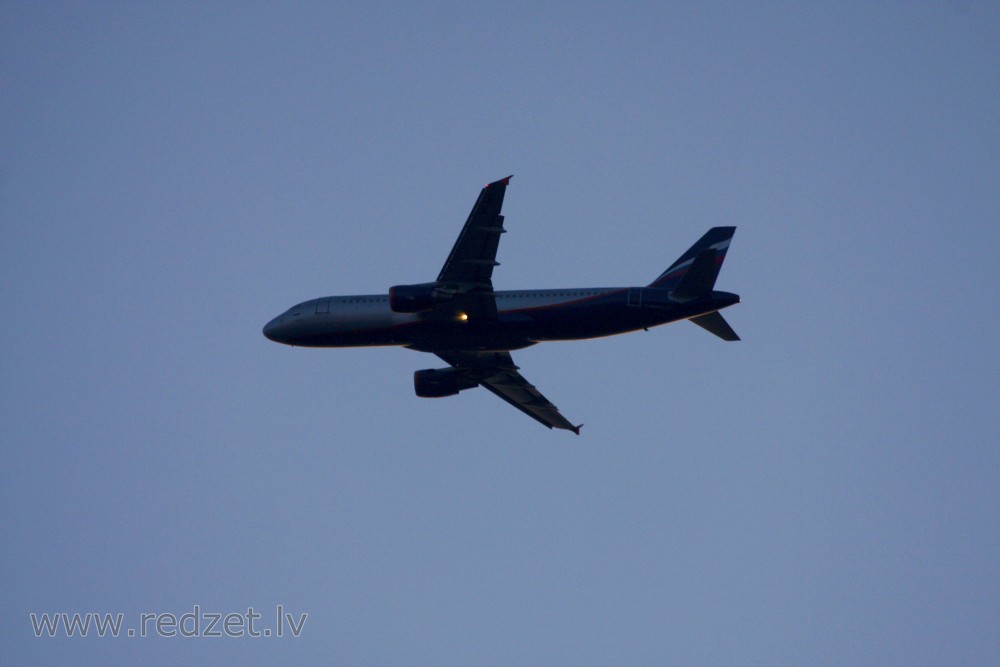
[571,424,583,436]
[487,175,513,188]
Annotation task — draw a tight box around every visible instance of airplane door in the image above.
[627,287,643,307]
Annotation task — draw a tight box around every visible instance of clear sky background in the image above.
[3,2,999,665]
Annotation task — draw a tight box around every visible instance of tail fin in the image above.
[651,227,740,342]
[649,227,736,291]
[670,249,719,301]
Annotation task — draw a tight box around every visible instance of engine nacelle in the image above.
[389,282,446,313]
[414,368,478,398]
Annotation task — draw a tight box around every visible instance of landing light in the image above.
[457,312,469,321]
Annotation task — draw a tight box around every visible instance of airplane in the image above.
[263,176,740,434]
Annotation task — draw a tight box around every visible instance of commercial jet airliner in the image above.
[263,176,740,434]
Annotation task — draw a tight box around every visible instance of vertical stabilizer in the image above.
[649,227,735,291]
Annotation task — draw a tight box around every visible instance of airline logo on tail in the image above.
[649,227,735,290]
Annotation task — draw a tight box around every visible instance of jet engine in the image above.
[414,368,479,398]
[389,282,449,313]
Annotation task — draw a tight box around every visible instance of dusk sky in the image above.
[3,2,999,665]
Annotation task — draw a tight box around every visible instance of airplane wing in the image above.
[436,351,582,435]
[437,175,511,285]
[433,176,512,321]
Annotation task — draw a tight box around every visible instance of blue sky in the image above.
[3,2,999,665]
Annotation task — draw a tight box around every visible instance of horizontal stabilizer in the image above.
[690,311,740,341]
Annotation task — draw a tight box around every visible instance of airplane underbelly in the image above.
[524,304,657,341]
[405,317,536,352]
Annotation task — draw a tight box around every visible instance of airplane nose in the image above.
[263,317,282,342]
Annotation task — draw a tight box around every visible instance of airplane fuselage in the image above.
[263,287,740,352]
